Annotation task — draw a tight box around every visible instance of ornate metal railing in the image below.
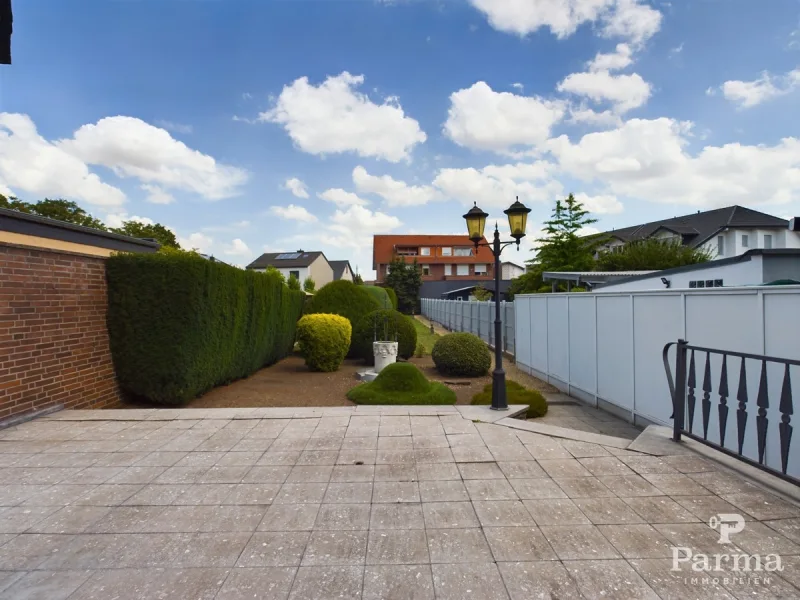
[663,339,798,485]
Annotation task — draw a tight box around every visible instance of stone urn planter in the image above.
[373,341,398,374]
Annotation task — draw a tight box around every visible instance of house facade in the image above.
[245,251,334,286]
[501,261,525,280]
[329,260,354,282]
[373,235,495,283]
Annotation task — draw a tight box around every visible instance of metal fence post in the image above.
[673,339,688,442]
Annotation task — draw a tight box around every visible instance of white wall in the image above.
[514,286,800,479]
[502,263,525,280]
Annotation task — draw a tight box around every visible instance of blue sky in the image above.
[2,0,800,275]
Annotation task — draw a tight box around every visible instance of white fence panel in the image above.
[421,298,515,353]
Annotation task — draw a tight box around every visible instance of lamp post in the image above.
[463,197,531,410]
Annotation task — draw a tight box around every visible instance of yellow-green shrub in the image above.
[296,314,352,372]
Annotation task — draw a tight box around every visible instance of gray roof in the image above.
[329,260,352,280]
[599,206,789,248]
[246,251,325,270]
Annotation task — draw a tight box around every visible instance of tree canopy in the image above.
[109,221,179,248]
[596,238,712,271]
[535,193,600,272]
[384,258,422,315]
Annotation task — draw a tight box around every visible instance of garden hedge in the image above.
[431,332,491,377]
[363,285,392,310]
[382,287,398,310]
[347,362,456,405]
[471,380,548,418]
[106,251,304,405]
[304,280,382,354]
[296,314,351,372]
[351,309,417,364]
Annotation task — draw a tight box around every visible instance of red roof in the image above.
[372,235,493,269]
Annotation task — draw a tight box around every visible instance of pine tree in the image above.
[535,194,599,272]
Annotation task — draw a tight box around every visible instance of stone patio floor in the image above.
[0,405,798,599]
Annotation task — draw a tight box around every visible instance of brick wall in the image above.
[0,243,122,420]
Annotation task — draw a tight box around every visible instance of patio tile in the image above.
[86,505,166,533]
[523,498,591,526]
[509,478,567,499]
[524,444,573,460]
[199,505,266,532]
[415,448,456,463]
[171,531,252,567]
[578,457,635,476]
[363,565,434,600]
[473,501,535,527]
[324,482,374,504]
[258,451,301,466]
[599,475,663,497]
[367,529,429,564]
[415,462,460,481]
[654,523,727,554]
[457,462,504,479]
[259,503,320,531]
[497,461,546,479]
[38,533,128,569]
[724,520,800,554]
[537,458,593,478]
[554,476,615,498]
[722,491,800,520]
[687,471,761,495]
[629,558,736,600]
[286,465,333,483]
[498,561,581,600]
[573,497,645,524]
[302,530,368,565]
[315,504,371,530]
[0,533,75,569]
[764,517,800,544]
[597,524,676,559]
[0,505,60,533]
[115,533,192,567]
[451,446,494,463]
[372,481,420,503]
[642,473,712,496]
[422,502,479,529]
[426,528,493,563]
[223,483,281,505]
[488,445,535,462]
[484,526,557,561]
[561,440,612,458]
[26,505,110,534]
[540,525,621,560]
[216,567,297,600]
[274,483,328,504]
[622,496,701,523]
[331,464,375,482]
[173,483,236,505]
[71,567,229,600]
[123,484,187,506]
[672,495,744,522]
[216,451,264,466]
[370,504,425,530]
[376,450,416,464]
[662,455,718,473]
[340,437,378,450]
[0,569,92,600]
[289,566,364,600]
[431,563,508,600]
[413,435,449,449]
[337,450,377,465]
[298,450,339,465]
[419,480,469,503]
[237,531,310,566]
[619,455,680,474]
[564,559,659,600]
[108,466,167,485]
[465,479,518,501]
[374,464,416,481]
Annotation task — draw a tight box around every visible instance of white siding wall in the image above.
[502,264,525,280]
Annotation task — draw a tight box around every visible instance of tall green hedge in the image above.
[382,287,398,310]
[363,286,392,309]
[106,252,304,405]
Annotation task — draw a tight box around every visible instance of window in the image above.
[764,234,773,249]
[456,264,469,276]
[396,247,417,256]
[474,263,487,275]
[717,236,724,256]
[441,247,452,256]
[289,270,300,280]
[454,247,473,257]
[444,264,452,276]
[421,265,431,276]
[741,234,749,248]
[420,247,431,256]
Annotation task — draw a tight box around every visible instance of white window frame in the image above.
[444,264,452,276]
[741,234,749,248]
[441,247,452,256]
[454,247,473,257]
[717,235,724,256]
[764,234,773,249]
[456,264,469,276]
[421,264,431,276]
[420,247,431,256]
[474,263,487,275]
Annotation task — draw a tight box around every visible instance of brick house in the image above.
[373,235,494,283]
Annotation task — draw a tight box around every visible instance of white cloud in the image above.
[0,113,126,207]
[573,192,624,214]
[443,82,566,152]
[321,204,402,250]
[511,82,525,91]
[353,165,442,207]
[58,116,249,200]
[587,43,633,71]
[154,120,193,134]
[468,0,661,44]
[224,238,251,257]
[282,177,310,199]
[269,204,318,223]
[179,232,214,253]
[104,213,155,229]
[548,117,800,207]
[669,42,684,58]
[141,184,175,205]
[318,188,369,207]
[558,70,651,113]
[260,72,426,162]
[567,104,622,127]
[718,67,800,109]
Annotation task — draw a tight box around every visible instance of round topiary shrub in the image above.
[383,287,398,310]
[347,362,456,405]
[295,314,352,372]
[351,309,417,364]
[304,281,382,353]
[431,332,491,377]
[471,380,548,418]
[363,286,392,310]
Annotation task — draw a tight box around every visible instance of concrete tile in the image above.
[537,458,593,478]
[573,497,646,525]
[722,491,800,520]
[672,495,745,522]
[370,504,425,530]
[237,531,310,566]
[376,450,416,464]
[473,501,535,527]
[286,466,333,483]
[337,450,377,465]
[173,483,236,505]
[723,520,800,555]
[153,466,208,484]
[289,566,363,600]
[654,523,729,554]
[415,448,456,463]
[498,561,582,599]
[451,446,494,463]
[257,451,301,466]
[199,465,251,484]
[175,451,224,468]
[0,569,92,600]
[523,498,591,526]
[115,533,193,567]
[561,440,613,458]
[465,479,518,501]
[599,475,663,497]
[564,559,659,600]
[123,484,187,506]
[419,480,469,503]
[274,483,328,504]
[488,445,535,462]
[302,530,368,565]
[415,463,460,481]
[540,525,621,560]
[340,437,378,450]
[554,476,615,498]
[223,483,281,505]
[107,466,167,485]
[216,451,264,466]
[86,506,166,533]
[367,529,429,565]
[509,478,567,499]
[372,481,420,503]
[457,462,504,479]
[484,526,556,561]
[231,438,274,452]
[642,473,712,496]
[0,533,75,569]
[26,505,110,534]
[373,464,416,481]
[578,457,634,476]
[217,567,297,600]
[764,517,800,545]
[71,567,228,600]
[426,528,493,563]
[629,558,736,600]
[621,496,701,524]
[422,502,479,529]
[431,562,509,600]
[597,524,676,559]
[363,565,434,600]
[662,455,718,473]
[298,450,339,465]
[497,461,546,479]
[413,436,449,449]
[524,444,573,460]
[315,504,371,530]
[0,505,60,533]
[38,533,128,569]
[259,503,320,531]
[324,482,374,504]
[170,531,252,568]
[687,471,761,495]
[70,466,125,484]
[138,505,213,533]
[331,464,375,482]
[619,456,680,474]
[200,505,265,532]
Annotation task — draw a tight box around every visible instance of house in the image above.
[329,260,354,282]
[501,261,525,280]
[246,250,334,286]
[594,206,800,259]
[373,234,495,283]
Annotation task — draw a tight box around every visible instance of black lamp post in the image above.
[463,197,531,410]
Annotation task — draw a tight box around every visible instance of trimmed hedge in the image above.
[351,309,417,364]
[296,314,351,372]
[382,287,398,310]
[471,380,548,418]
[431,332,491,377]
[347,363,456,405]
[304,280,382,355]
[106,252,304,405]
[363,286,392,310]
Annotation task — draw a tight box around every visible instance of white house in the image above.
[246,250,334,286]
[329,260,354,282]
[501,261,525,280]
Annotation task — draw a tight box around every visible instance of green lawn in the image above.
[412,317,440,354]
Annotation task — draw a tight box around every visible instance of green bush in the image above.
[382,287,398,310]
[296,314,351,372]
[363,286,392,309]
[415,342,426,358]
[304,280,382,355]
[351,309,417,364]
[106,252,304,405]
[471,380,548,418]
[347,363,456,405]
[431,332,491,377]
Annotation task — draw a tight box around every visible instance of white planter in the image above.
[373,341,398,374]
